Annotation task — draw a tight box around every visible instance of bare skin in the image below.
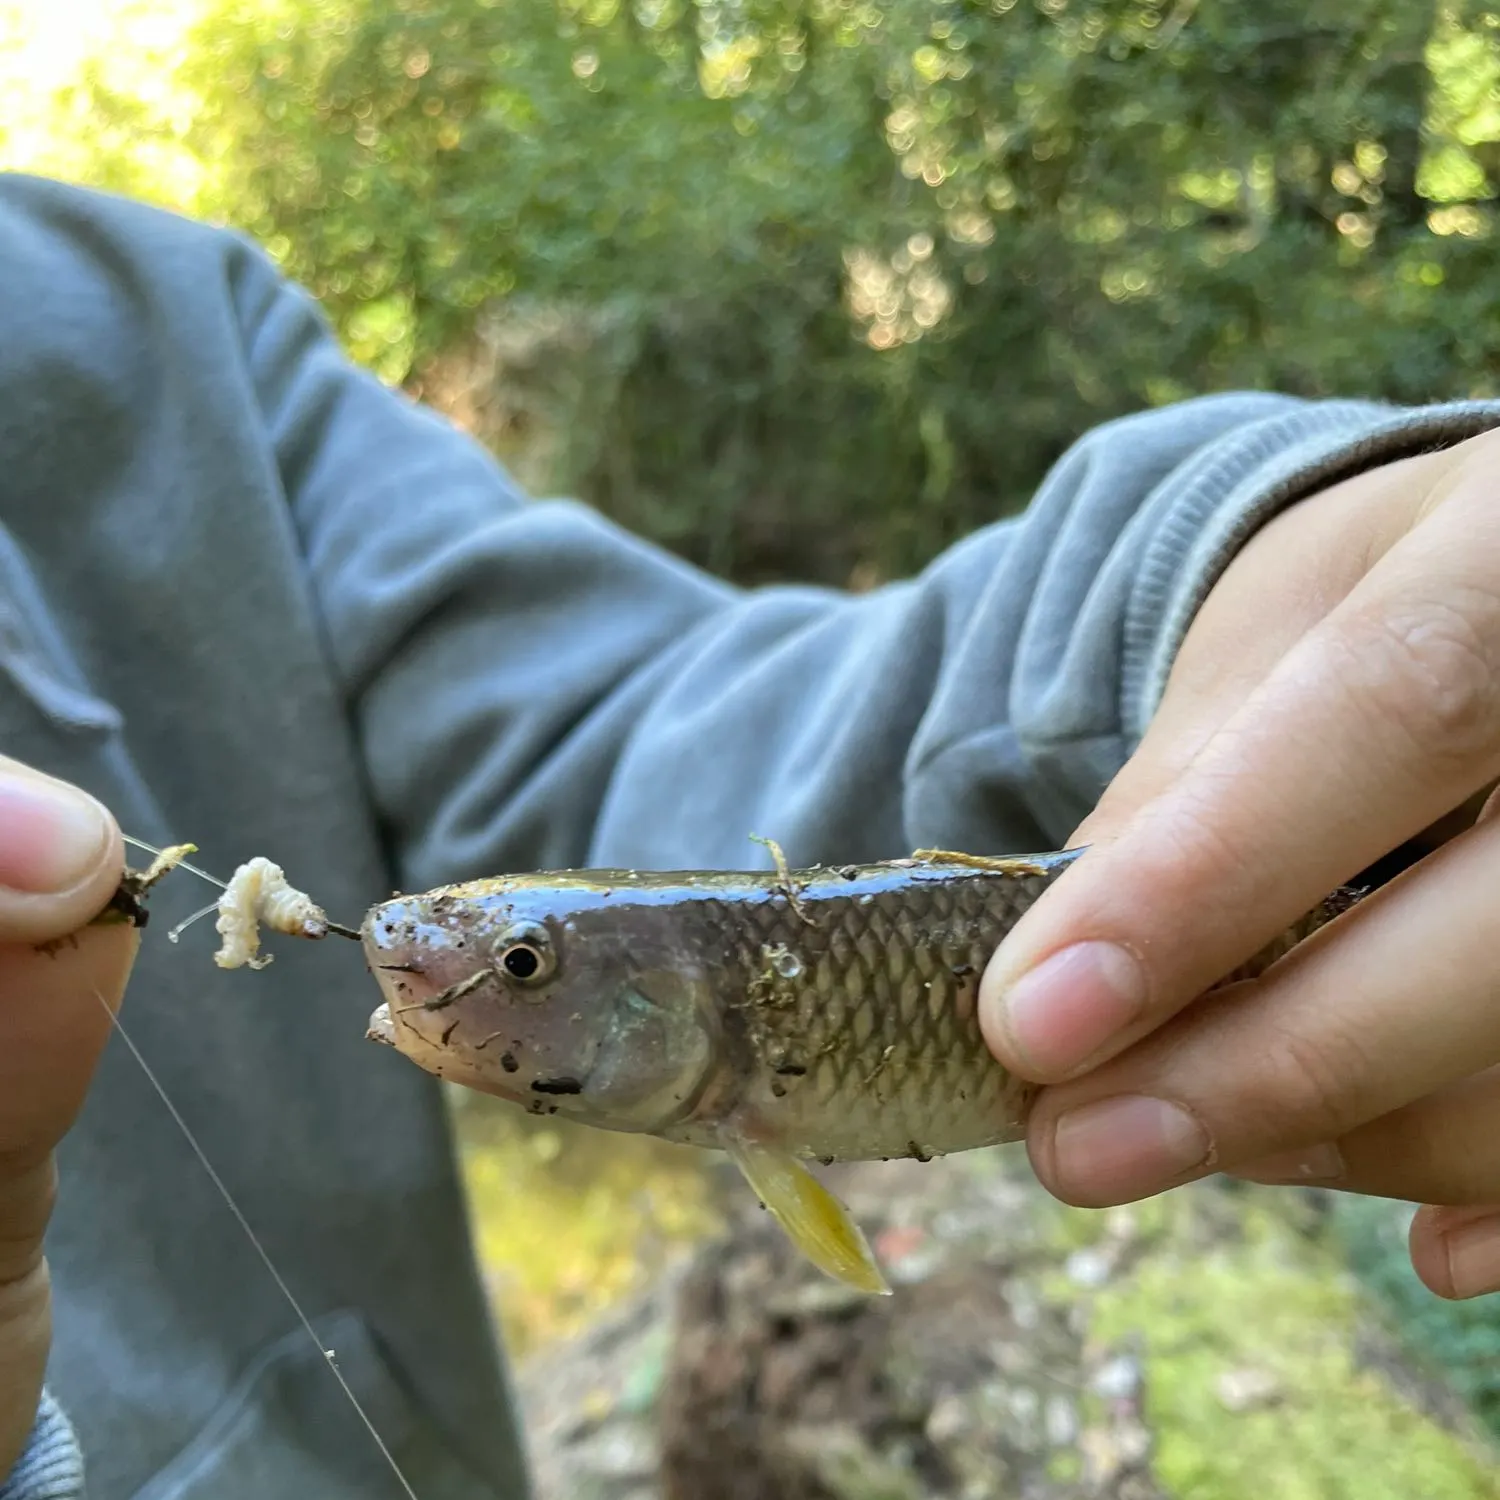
[0,755,130,1475]
[979,425,1500,1300]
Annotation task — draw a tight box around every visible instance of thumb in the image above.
[0,756,123,946]
[0,755,134,1156]
[0,757,136,1472]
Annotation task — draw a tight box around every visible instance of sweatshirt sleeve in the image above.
[0,1394,84,1500]
[229,237,1500,881]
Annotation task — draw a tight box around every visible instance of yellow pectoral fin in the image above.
[723,1135,891,1296]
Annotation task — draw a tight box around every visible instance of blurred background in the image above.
[6,1,1500,1493]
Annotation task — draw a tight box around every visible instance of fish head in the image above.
[361,874,718,1134]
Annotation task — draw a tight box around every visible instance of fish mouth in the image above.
[361,930,602,1107]
[363,949,459,1029]
[360,901,531,1096]
[363,981,542,1102]
[367,1001,398,1047]
[360,895,484,1010]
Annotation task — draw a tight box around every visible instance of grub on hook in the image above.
[99,838,362,967]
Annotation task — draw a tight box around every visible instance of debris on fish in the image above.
[360,843,1361,1294]
[94,841,200,929]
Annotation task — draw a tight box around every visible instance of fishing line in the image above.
[95,836,421,1499]
[121,833,227,890]
[164,900,221,943]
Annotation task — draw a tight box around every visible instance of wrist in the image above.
[0,1392,82,1500]
[1124,398,1500,742]
[0,1260,50,1482]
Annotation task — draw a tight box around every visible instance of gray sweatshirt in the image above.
[1,170,1496,1500]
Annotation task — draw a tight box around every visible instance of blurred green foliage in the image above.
[1331,1195,1500,1438]
[56,0,1500,583]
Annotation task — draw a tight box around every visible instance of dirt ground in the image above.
[496,1133,1500,1500]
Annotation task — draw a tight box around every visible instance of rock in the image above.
[1066,1247,1114,1288]
[1090,1352,1143,1402]
[1213,1367,1284,1412]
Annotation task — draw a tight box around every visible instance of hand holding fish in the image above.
[0,756,132,1475]
[980,425,1500,1299]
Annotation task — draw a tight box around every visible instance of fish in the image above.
[360,845,1361,1294]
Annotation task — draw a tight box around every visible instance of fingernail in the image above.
[1050,1095,1212,1204]
[1444,1214,1500,1299]
[1231,1143,1346,1185]
[0,776,110,894]
[992,942,1146,1077]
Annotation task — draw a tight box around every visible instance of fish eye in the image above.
[493,922,556,989]
[503,946,541,980]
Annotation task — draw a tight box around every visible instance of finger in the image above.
[1409,1204,1500,1300]
[0,922,138,1168]
[0,765,134,1476]
[1020,813,1500,1207]
[981,450,1500,1084]
[1232,1065,1500,1204]
[0,753,133,1163]
[0,755,121,944]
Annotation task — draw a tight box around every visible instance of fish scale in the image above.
[700,863,1053,1162]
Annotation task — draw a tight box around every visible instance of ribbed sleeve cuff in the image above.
[0,1394,84,1500]
[1122,397,1500,740]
